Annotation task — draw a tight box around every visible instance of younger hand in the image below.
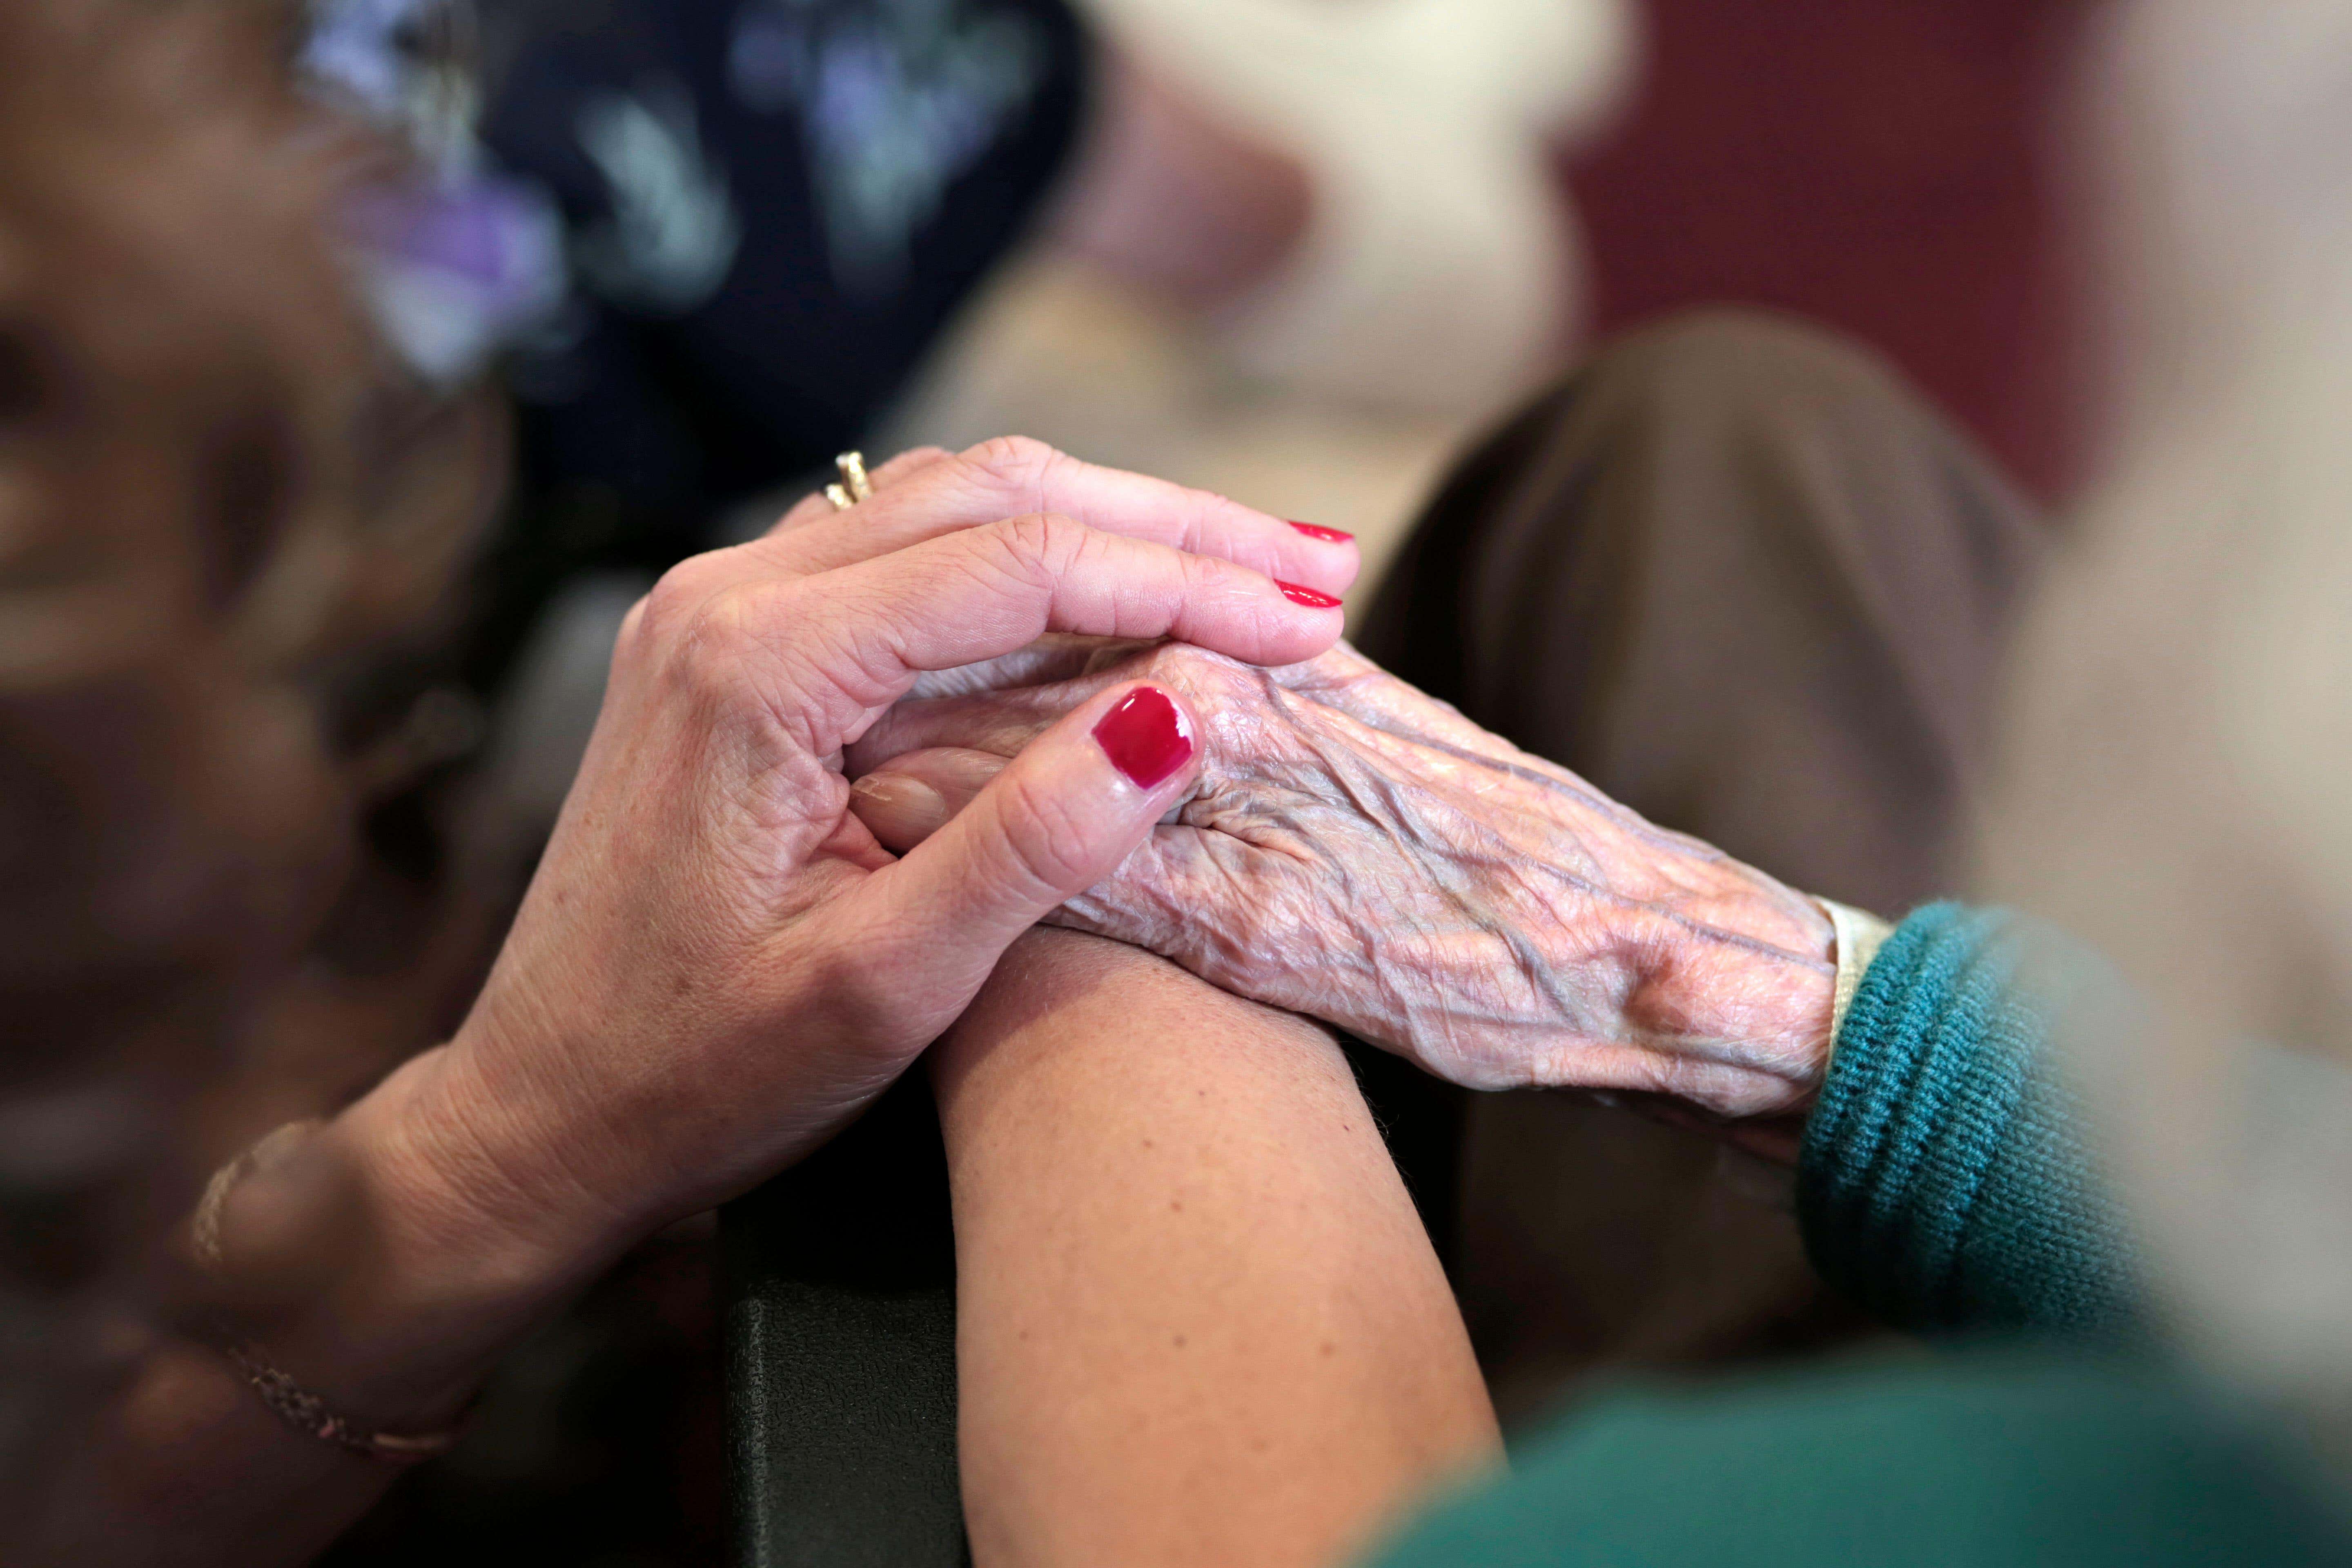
[364,441,1357,1266]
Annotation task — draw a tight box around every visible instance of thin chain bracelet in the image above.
[190,1120,466,1465]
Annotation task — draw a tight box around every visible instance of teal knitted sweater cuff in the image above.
[1796,902,2143,1338]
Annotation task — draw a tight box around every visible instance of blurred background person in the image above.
[0,0,505,1536]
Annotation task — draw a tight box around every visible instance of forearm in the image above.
[25,1339,403,1568]
[17,1045,628,1568]
[936,929,1499,1568]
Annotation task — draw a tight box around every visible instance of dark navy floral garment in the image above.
[480,0,1089,557]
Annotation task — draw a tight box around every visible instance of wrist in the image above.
[338,1036,649,1309]
[198,1046,632,1432]
[1615,860,1840,1122]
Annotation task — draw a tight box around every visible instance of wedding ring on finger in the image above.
[824,450,875,512]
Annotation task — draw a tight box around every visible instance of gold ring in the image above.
[825,450,875,511]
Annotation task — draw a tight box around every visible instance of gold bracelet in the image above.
[190,1120,466,1465]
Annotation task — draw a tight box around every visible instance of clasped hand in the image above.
[848,636,1838,1125]
[389,441,1355,1264]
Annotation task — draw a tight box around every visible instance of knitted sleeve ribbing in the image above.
[1796,903,2143,1338]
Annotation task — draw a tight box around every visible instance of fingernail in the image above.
[1276,581,1343,610]
[849,775,926,808]
[849,773,946,818]
[847,774,948,842]
[1093,685,1194,790]
[1288,521,1355,544]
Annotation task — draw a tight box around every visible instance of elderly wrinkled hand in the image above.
[848,638,1838,1123]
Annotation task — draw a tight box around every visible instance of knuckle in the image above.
[1137,640,1211,683]
[615,594,654,660]
[1140,640,1250,704]
[963,433,1061,491]
[634,561,703,644]
[979,512,1071,587]
[1180,547,1243,594]
[661,580,800,697]
[635,548,753,643]
[1179,551,1277,635]
[692,580,772,652]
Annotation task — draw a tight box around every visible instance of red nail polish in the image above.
[1277,581,1343,610]
[1094,686,1194,789]
[1288,521,1356,544]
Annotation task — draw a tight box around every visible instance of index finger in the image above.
[762,436,1360,597]
[775,512,1341,748]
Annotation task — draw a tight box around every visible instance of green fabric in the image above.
[1798,902,2141,1336]
[1362,905,2352,1568]
[1368,1353,2350,1568]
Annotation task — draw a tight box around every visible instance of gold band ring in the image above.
[824,450,875,511]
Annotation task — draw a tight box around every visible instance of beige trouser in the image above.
[1355,308,2047,1423]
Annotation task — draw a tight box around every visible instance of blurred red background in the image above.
[1563,0,2092,501]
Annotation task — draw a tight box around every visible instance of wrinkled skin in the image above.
[850,639,1839,1129]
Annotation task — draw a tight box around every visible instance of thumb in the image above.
[849,682,1197,993]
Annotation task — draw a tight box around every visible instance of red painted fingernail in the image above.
[1288,521,1355,544]
[1277,580,1343,609]
[1094,686,1194,789]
